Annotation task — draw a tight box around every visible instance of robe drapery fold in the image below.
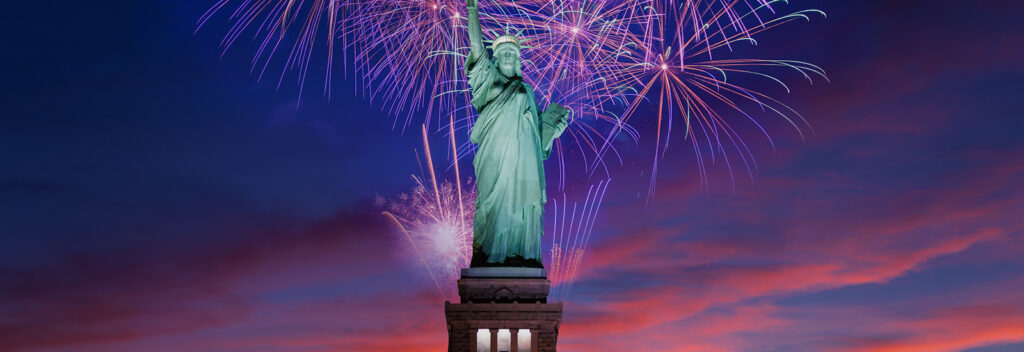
[467,49,566,265]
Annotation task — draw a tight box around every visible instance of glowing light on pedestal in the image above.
[518,330,532,352]
[474,329,531,352]
[497,329,511,351]
[476,329,490,351]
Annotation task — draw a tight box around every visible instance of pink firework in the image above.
[380,123,475,299]
[596,0,827,198]
[198,0,827,194]
[348,0,472,130]
[196,0,350,101]
[380,178,475,299]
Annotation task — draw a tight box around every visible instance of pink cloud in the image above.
[0,209,430,352]
[551,130,1023,350]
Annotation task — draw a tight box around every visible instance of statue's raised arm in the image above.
[467,0,486,59]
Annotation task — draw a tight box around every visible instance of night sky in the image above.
[3,1,1024,351]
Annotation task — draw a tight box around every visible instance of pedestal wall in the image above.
[445,269,563,352]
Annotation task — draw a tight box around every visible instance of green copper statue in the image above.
[466,0,570,268]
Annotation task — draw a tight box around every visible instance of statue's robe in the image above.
[466,49,567,265]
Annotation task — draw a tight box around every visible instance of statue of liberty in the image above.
[465,0,570,268]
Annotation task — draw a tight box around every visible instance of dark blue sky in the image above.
[2,1,1023,351]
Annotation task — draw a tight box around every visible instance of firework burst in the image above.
[380,178,475,299]
[380,123,475,299]
[595,0,828,198]
[347,0,472,130]
[198,0,826,195]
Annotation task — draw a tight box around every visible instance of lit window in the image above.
[477,329,490,352]
[477,328,530,352]
[518,329,532,352]
[498,329,511,352]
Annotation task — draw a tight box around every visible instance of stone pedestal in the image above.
[446,268,563,352]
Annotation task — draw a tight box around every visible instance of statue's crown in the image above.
[491,35,521,51]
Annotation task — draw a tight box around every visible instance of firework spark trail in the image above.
[196,0,349,105]
[422,124,443,211]
[382,211,448,300]
[355,0,824,195]
[565,179,610,299]
[449,116,466,229]
[493,0,654,184]
[380,178,474,299]
[548,179,610,301]
[380,123,475,299]
[588,0,826,197]
[197,0,826,304]
[347,0,472,130]
[199,0,826,194]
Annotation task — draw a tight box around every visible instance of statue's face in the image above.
[494,43,521,78]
